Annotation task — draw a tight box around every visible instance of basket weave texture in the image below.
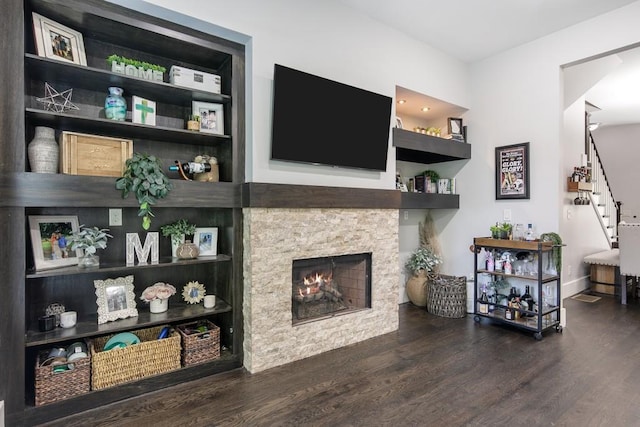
[178,319,220,366]
[90,325,181,390]
[35,352,91,406]
[427,274,467,318]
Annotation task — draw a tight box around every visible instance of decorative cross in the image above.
[135,99,155,124]
[36,82,80,113]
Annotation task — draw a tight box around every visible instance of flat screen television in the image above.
[271,64,392,172]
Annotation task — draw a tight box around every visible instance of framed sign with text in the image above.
[495,142,530,200]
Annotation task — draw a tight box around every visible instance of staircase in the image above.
[587,131,620,248]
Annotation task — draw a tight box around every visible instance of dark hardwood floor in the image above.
[38,292,640,427]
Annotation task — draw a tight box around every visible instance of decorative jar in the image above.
[176,240,199,259]
[105,87,127,120]
[28,126,58,173]
[78,254,99,268]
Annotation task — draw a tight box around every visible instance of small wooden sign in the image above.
[60,131,133,177]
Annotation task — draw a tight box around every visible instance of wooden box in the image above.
[590,264,619,295]
[60,131,133,177]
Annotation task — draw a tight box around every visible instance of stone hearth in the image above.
[243,207,399,373]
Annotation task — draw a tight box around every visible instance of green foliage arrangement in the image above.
[490,222,513,238]
[115,153,172,230]
[161,219,197,239]
[540,232,563,273]
[422,170,440,183]
[67,225,113,255]
[106,54,166,73]
[404,247,442,276]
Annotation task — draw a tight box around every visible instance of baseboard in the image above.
[562,275,590,298]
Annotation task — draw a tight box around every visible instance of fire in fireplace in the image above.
[291,253,372,325]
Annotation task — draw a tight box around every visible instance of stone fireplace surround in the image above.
[242,183,401,373]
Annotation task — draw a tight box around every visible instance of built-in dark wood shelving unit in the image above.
[2,0,246,423]
[393,127,470,209]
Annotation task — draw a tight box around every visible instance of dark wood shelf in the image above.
[25,299,232,346]
[25,54,232,105]
[0,172,240,208]
[26,254,232,279]
[476,269,559,283]
[393,128,471,164]
[400,192,459,209]
[26,108,231,146]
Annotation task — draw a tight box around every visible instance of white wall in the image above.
[462,1,640,299]
[592,124,640,221]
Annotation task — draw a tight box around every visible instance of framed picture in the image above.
[29,215,80,271]
[192,101,224,135]
[94,275,138,324]
[194,227,218,256]
[495,142,530,200]
[32,13,87,66]
[448,117,463,136]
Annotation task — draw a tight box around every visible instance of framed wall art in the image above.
[29,215,80,271]
[32,13,87,66]
[448,117,463,136]
[495,142,530,200]
[194,227,218,256]
[94,275,138,324]
[192,101,224,135]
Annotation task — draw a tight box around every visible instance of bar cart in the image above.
[472,237,562,340]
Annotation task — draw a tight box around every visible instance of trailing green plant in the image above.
[405,247,442,276]
[67,225,113,255]
[115,153,172,230]
[106,54,166,72]
[540,232,563,273]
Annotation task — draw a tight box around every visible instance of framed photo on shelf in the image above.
[32,13,87,66]
[192,101,224,135]
[447,117,463,136]
[28,215,80,271]
[94,275,138,324]
[495,142,530,200]
[194,227,218,256]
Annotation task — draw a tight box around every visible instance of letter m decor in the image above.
[126,232,159,265]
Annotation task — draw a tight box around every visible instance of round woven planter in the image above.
[406,270,429,307]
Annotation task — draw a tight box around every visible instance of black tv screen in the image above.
[271,64,392,172]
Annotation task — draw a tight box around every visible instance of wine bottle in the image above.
[170,161,212,174]
[520,285,535,317]
[479,287,489,314]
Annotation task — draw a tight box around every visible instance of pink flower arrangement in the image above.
[140,282,176,302]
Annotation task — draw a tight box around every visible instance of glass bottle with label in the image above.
[525,224,535,241]
[479,286,489,314]
[520,285,535,316]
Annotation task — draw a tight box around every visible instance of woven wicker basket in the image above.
[427,274,467,318]
[90,325,181,390]
[178,319,220,366]
[35,351,91,406]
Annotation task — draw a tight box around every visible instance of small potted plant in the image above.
[67,225,113,268]
[140,282,176,313]
[404,246,442,307]
[115,153,172,230]
[490,222,513,239]
[160,219,197,258]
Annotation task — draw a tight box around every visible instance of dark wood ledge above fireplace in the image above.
[242,183,401,209]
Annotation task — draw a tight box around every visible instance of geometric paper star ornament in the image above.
[36,82,80,113]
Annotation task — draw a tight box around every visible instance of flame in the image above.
[298,272,330,296]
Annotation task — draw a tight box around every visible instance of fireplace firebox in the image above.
[291,253,372,325]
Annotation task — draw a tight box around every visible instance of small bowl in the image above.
[67,351,88,362]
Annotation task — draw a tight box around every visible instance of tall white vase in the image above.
[28,126,58,173]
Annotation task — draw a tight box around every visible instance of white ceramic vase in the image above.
[28,126,58,173]
[150,298,168,313]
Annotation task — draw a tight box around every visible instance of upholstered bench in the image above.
[583,249,620,295]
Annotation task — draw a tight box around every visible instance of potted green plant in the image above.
[160,219,197,257]
[490,222,513,239]
[404,246,442,307]
[67,225,113,268]
[115,153,172,230]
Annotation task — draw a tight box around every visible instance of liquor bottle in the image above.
[525,224,535,241]
[486,251,494,272]
[170,161,212,174]
[505,301,513,320]
[507,286,520,302]
[504,259,512,275]
[479,286,489,314]
[520,285,535,316]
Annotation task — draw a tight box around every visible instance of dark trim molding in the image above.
[242,183,401,209]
